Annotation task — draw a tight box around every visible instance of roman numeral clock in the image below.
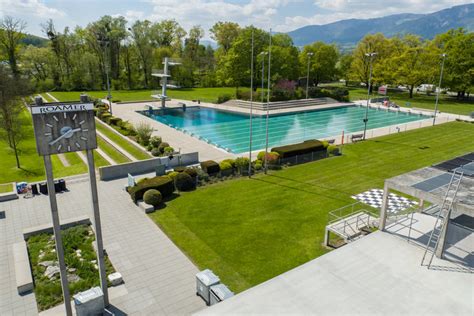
[31,96,108,316]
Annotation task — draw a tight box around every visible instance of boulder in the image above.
[107,272,123,286]
[44,265,60,279]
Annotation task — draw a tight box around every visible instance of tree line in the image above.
[0,15,473,98]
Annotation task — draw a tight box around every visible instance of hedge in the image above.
[201,160,220,174]
[175,173,195,191]
[272,140,326,158]
[128,176,174,203]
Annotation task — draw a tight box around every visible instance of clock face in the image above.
[32,103,97,156]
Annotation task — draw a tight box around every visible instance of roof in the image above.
[196,214,473,315]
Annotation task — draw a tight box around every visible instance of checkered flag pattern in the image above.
[351,189,418,213]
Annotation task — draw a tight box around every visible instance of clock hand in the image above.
[49,128,84,146]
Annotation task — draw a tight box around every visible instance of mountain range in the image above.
[287,4,474,48]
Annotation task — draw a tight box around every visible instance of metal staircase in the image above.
[421,170,464,268]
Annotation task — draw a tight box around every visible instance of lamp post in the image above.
[264,29,272,174]
[306,52,314,99]
[362,52,377,140]
[260,52,268,103]
[433,53,447,126]
[98,36,113,115]
[248,29,255,177]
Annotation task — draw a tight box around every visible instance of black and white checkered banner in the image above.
[352,189,418,213]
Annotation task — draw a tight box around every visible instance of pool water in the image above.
[142,106,428,154]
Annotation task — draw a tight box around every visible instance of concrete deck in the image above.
[0,174,206,315]
[197,213,473,315]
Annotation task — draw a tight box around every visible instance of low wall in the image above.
[99,152,199,181]
[23,215,91,239]
[225,98,336,110]
[0,191,18,202]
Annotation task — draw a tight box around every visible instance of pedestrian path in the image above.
[0,174,206,315]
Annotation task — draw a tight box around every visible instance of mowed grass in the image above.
[0,183,13,193]
[348,87,474,116]
[0,109,88,184]
[97,136,131,164]
[149,122,474,293]
[95,120,151,160]
[50,87,253,104]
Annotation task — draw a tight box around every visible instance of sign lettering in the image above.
[31,103,94,114]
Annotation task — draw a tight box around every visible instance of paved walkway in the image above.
[0,174,206,315]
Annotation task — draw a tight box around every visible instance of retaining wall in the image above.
[99,152,199,180]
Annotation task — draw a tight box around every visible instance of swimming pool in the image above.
[141,105,429,154]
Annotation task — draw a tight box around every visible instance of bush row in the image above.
[272,139,327,158]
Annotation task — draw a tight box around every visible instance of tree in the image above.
[432,28,474,99]
[0,16,26,76]
[387,35,437,98]
[0,65,30,168]
[300,41,339,86]
[129,20,154,88]
[210,21,240,53]
[337,53,353,86]
[266,34,299,83]
[349,33,393,92]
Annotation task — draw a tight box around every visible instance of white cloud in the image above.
[145,0,296,38]
[0,0,65,18]
[276,0,474,31]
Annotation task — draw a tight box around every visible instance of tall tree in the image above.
[0,65,30,168]
[0,16,26,76]
[129,20,154,88]
[210,21,240,53]
[300,41,339,86]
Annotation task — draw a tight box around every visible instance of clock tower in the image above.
[31,96,108,315]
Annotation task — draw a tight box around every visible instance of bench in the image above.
[351,134,364,142]
[13,242,33,294]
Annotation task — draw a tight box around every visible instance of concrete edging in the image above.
[22,215,91,240]
[13,242,34,294]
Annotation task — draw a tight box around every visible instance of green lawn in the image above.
[50,87,253,104]
[149,122,474,293]
[348,87,474,116]
[95,120,151,160]
[0,110,88,185]
[0,183,13,193]
[97,136,131,164]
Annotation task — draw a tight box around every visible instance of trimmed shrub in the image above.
[201,160,220,174]
[158,142,170,154]
[167,171,179,180]
[175,172,195,191]
[257,151,266,161]
[174,166,186,173]
[321,140,329,148]
[143,189,162,207]
[150,136,162,148]
[195,168,209,182]
[127,176,174,203]
[163,146,174,155]
[235,157,250,172]
[184,168,198,178]
[137,177,149,184]
[217,94,232,104]
[327,145,340,156]
[219,161,232,171]
[109,117,122,126]
[272,140,325,158]
[151,148,161,157]
[254,159,263,170]
[221,159,236,168]
[122,122,136,136]
[101,113,112,122]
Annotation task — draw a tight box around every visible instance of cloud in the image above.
[145,0,295,37]
[0,0,65,18]
[276,0,473,31]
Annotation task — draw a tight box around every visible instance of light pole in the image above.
[433,53,447,126]
[248,29,255,177]
[306,52,314,99]
[260,51,268,103]
[264,29,272,174]
[362,52,377,140]
[98,37,113,115]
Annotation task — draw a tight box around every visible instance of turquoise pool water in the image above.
[141,105,428,153]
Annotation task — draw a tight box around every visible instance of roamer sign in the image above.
[31,103,94,114]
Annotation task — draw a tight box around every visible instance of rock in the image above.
[94,264,98,270]
[38,250,45,259]
[88,230,94,236]
[79,258,84,262]
[107,272,123,286]
[39,261,56,267]
[90,260,97,264]
[68,268,76,273]
[44,265,60,279]
[67,274,81,283]
[51,249,56,253]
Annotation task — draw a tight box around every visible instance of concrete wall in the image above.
[99,152,199,181]
[0,192,18,202]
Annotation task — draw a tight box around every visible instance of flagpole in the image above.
[248,28,254,177]
[264,28,272,174]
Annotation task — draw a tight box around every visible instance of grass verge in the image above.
[149,121,474,293]
[97,136,131,164]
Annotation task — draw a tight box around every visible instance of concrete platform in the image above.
[197,213,473,315]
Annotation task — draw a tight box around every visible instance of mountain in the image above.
[21,34,49,47]
[287,4,474,48]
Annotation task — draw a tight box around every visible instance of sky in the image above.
[0,0,472,40]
